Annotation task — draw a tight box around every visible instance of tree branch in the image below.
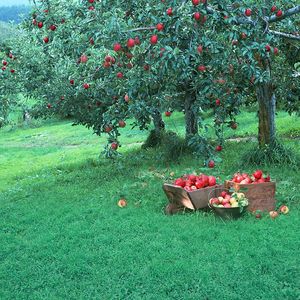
[268,5,300,23]
[268,30,300,41]
[126,26,156,33]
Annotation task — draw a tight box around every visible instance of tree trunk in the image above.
[256,82,276,147]
[184,92,198,137]
[151,109,165,133]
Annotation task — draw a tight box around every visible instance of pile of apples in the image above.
[231,169,270,184]
[209,191,249,208]
[174,174,217,192]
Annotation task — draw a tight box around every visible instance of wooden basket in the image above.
[224,180,276,212]
[163,183,223,215]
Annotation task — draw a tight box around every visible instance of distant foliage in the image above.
[0,5,31,23]
[0,22,16,42]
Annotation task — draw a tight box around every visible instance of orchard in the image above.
[1,2,300,298]
[1,0,300,162]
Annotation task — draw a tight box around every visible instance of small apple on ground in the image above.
[279,205,289,215]
[118,199,127,208]
[269,211,279,219]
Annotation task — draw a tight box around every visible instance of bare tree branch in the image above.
[268,30,300,41]
[126,26,156,33]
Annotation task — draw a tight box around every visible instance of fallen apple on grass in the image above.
[118,199,127,208]
[279,205,289,215]
[269,211,279,219]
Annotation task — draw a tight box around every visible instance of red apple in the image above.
[111,142,118,150]
[118,120,126,128]
[253,170,263,179]
[188,175,197,182]
[175,178,186,188]
[201,175,209,186]
[197,65,206,72]
[279,205,289,215]
[232,39,238,46]
[166,8,173,16]
[43,36,49,43]
[70,79,74,85]
[150,35,158,45]
[197,45,203,53]
[255,213,262,219]
[235,175,244,183]
[265,44,271,52]
[209,198,220,206]
[127,38,135,48]
[134,36,141,45]
[117,72,124,79]
[276,10,283,17]
[271,5,277,13]
[192,0,200,5]
[156,23,164,31]
[83,83,90,89]
[208,160,215,168]
[47,103,52,109]
[165,111,172,117]
[38,21,43,28]
[113,43,122,52]
[215,145,222,152]
[274,47,279,55]
[245,8,252,17]
[104,126,112,133]
[230,122,238,130]
[216,99,221,106]
[194,12,201,21]
[220,191,227,198]
[195,180,205,189]
[49,24,56,31]
[80,54,88,63]
[208,176,216,186]
[241,32,247,39]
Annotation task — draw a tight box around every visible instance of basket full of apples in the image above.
[225,170,276,212]
[209,189,249,219]
[163,173,222,214]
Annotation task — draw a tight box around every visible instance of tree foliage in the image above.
[1,0,299,160]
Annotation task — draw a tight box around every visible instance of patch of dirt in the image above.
[227,136,257,142]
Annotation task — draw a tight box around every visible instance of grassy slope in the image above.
[0,111,300,299]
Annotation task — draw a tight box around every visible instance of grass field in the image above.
[0,111,300,299]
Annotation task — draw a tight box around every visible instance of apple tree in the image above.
[13,0,300,160]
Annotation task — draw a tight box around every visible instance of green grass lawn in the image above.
[0,111,300,299]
